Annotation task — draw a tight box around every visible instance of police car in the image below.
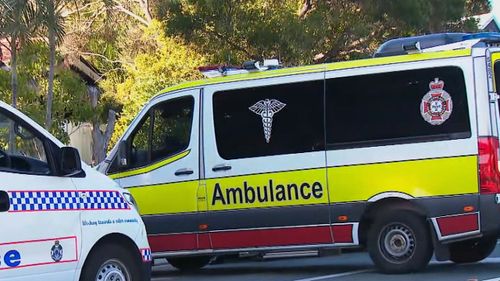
[0,101,151,280]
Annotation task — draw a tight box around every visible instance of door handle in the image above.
[0,191,10,212]
[212,164,232,172]
[175,168,194,176]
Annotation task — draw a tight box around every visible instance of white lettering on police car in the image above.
[249,99,286,143]
[420,78,453,125]
[8,190,130,212]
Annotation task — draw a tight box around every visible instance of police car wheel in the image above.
[167,256,211,271]
[449,236,497,264]
[80,243,142,281]
[368,210,433,274]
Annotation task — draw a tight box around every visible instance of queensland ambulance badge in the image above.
[420,78,453,125]
[249,99,286,143]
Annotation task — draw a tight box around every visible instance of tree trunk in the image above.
[45,28,56,131]
[88,86,116,165]
[92,110,116,165]
[8,36,18,153]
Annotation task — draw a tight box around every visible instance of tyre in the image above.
[449,236,497,263]
[367,210,433,274]
[167,256,211,271]
[80,243,142,281]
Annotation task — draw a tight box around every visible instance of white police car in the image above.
[0,100,151,281]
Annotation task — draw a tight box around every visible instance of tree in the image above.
[38,0,67,131]
[0,42,92,142]
[157,0,490,65]
[100,20,206,148]
[0,0,40,108]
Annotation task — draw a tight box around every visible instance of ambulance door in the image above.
[106,89,203,253]
[203,73,332,249]
[0,109,80,281]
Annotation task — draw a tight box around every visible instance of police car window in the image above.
[0,112,50,175]
[325,66,471,149]
[213,80,324,160]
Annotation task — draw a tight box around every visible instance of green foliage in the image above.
[0,43,91,142]
[104,20,205,148]
[157,0,489,64]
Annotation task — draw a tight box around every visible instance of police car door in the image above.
[203,73,332,249]
[0,109,80,281]
[106,89,201,253]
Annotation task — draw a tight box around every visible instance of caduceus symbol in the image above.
[249,99,286,143]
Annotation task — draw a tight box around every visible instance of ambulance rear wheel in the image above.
[167,256,211,271]
[368,210,433,274]
[80,243,142,281]
[449,236,496,263]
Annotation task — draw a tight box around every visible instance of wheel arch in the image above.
[76,233,142,280]
[358,196,428,246]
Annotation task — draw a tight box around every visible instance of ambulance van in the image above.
[0,101,151,281]
[99,33,500,274]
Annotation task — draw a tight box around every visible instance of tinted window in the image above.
[213,80,324,160]
[0,112,50,175]
[150,97,194,162]
[129,115,151,169]
[326,66,470,149]
[110,96,194,172]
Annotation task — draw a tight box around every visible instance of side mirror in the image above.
[117,140,128,168]
[0,191,9,212]
[60,147,84,177]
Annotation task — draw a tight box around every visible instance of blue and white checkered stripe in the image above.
[9,190,129,212]
[141,248,152,262]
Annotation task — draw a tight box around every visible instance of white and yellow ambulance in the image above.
[0,101,151,281]
[100,33,500,273]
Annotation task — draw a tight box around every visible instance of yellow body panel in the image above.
[109,150,190,180]
[128,180,199,215]
[328,156,478,203]
[128,155,478,215]
[205,168,328,211]
[491,52,500,91]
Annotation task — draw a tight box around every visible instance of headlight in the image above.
[123,192,140,213]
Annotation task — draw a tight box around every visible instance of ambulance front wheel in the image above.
[367,210,433,274]
[80,243,142,281]
[449,236,497,263]
[167,256,211,271]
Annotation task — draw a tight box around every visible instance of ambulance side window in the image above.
[325,66,471,149]
[0,111,50,175]
[125,96,194,169]
[213,80,324,160]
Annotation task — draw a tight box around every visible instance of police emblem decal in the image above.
[51,240,63,262]
[420,78,453,125]
[249,99,286,143]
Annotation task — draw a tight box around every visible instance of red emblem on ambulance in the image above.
[420,78,453,125]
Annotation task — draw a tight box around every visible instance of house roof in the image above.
[474,12,500,31]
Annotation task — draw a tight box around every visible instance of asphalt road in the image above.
[151,244,500,281]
